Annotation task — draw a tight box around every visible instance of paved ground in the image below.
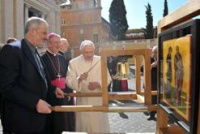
[107,75,157,133]
[108,112,156,133]
[108,99,156,134]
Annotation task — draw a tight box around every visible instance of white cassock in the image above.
[66,55,111,133]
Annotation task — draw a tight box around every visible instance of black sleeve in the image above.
[0,45,40,110]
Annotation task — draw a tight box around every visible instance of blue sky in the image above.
[101,0,188,29]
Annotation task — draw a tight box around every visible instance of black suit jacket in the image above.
[0,39,55,133]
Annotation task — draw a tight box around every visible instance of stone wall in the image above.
[69,38,158,58]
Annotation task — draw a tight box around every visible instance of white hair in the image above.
[80,40,95,51]
[152,46,158,53]
[25,17,48,34]
[61,38,68,42]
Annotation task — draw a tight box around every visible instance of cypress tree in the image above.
[145,3,154,39]
[109,0,129,40]
[163,0,168,17]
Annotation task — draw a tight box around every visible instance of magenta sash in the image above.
[51,78,66,90]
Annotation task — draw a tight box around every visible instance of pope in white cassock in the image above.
[66,40,111,133]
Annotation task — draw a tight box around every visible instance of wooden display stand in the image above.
[52,48,157,113]
[156,0,200,133]
[156,105,186,134]
[156,94,200,134]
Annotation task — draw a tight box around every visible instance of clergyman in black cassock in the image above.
[42,33,72,134]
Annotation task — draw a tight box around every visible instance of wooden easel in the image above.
[156,0,200,133]
[52,48,157,113]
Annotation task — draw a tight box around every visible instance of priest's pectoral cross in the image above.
[57,73,61,81]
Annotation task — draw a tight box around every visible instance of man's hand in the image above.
[88,81,101,90]
[151,61,157,68]
[36,99,51,114]
[64,93,71,101]
[55,88,65,98]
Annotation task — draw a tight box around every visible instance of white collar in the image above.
[47,50,57,56]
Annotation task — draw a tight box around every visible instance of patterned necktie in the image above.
[34,50,48,89]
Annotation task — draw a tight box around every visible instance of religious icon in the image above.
[162,36,191,121]
[165,46,173,101]
[174,46,184,106]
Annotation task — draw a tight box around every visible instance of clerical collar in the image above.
[25,38,37,53]
[59,51,64,56]
[47,50,57,56]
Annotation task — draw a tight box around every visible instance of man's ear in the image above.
[30,27,36,35]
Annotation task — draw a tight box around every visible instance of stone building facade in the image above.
[60,0,115,57]
[0,0,67,46]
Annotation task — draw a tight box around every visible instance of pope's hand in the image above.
[78,72,88,84]
[88,81,101,90]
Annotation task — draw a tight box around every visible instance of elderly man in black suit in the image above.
[0,17,64,134]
